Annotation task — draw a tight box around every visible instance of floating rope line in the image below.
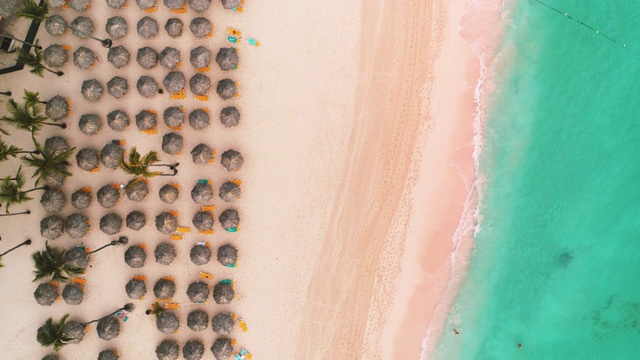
[532,0,628,50]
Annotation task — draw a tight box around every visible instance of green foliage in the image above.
[0,166,31,213]
[32,242,84,283]
[119,147,162,186]
[37,315,73,352]
[16,39,50,77]
[16,0,49,23]
[0,97,49,134]
[22,137,73,186]
[23,90,43,109]
[149,302,166,316]
[0,139,23,162]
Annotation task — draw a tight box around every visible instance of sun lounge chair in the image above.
[199,272,213,280]
[195,94,209,102]
[171,4,186,13]
[170,234,183,241]
[166,302,180,309]
[177,227,191,233]
[201,205,216,212]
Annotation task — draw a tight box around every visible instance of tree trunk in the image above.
[0,210,31,217]
[24,186,49,193]
[0,239,31,257]
[44,67,64,77]
[44,122,67,129]
[0,91,11,96]
[17,150,39,155]
[87,237,128,255]
[0,34,41,49]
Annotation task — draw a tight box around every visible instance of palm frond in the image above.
[16,0,49,23]
[23,90,42,109]
[0,140,22,161]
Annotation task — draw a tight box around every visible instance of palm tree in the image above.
[0,139,39,163]
[0,239,31,268]
[15,0,49,23]
[32,242,84,283]
[146,301,166,316]
[22,137,74,186]
[119,148,177,187]
[83,303,135,325]
[0,98,66,134]
[0,166,48,213]
[16,40,64,77]
[23,90,47,107]
[37,314,73,352]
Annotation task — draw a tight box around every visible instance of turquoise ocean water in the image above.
[433,0,640,359]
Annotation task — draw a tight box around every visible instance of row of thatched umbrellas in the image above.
[105,46,238,71]
[48,0,242,12]
[124,242,237,269]
[155,337,235,360]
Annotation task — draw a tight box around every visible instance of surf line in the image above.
[532,0,629,50]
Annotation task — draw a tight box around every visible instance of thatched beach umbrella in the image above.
[155,243,176,265]
[221,149,243,171]
[107,76,129,99]
[137,16,159,39]
[66,213,90,239]
[42,355,59,360]
[107,110,130,131]
[44,136,70,157]
[71,189,92,209]
[159,47,180,69]
[220,106,240,127]
[44,44,68,68]
[82,79,103,102]
[189,18,212,38]
[63,247,89,269]
[165,18,183,38]
[78,113,101,135]
[216,48,239,71]
[217,244,237,267]
[107,0,127,9]
[71,16,94,38]
[126,211,146,230]
[45,95,69,121]
[153,278,176,299]
[155,212,177,234]
[159,184,179,204]
[41,189,65,212]
[191,143,213,165]
[163,106,184,128]
[70,0,91,12]
[211,312,234,335]
[213,282,234,304]
[219,181,240,202]
[137,46,158,69]
[136,110,157,131]
[62,283,83,305]
[100,213,122,235]
[136,0,156,10]
[156,340,179,360]
[45,15,67,36]
[126,181,149,202]
[76,148,99,171]
[187,310,208,331]
[221,0,241,9]
[189,109,209,130]
[126,278,147,299]
[216,79,237,100]
[164,0,185,10]
[73,46,95,69]
[106,16,127,39]
[137,76,159,98]
[156,311,179,334]
[187,281,209,303]
[108,46,130,69]
[34,282,58,306]
[98,184,120,208]
[49,0,67,8]
[124,245,146,268]
[97,316,120,340]
[192,211,213,231]
[211,338,233,360]
[190,244,211,265]
[190,74,211,96]
[62,321,86,344]
[163,72,185,94]
[98,349,119,360]
[162,133,183,155]
[189,0,210,12]
[40,215,64,240]
[191,183,212,204]
[183,340,205,360]
[101,143,124,168]
[218,209,239,231]
[189,46,210,69]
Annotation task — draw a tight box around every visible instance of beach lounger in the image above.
[247,37,260,47]
[201,205,216,212]
[72,277,86,285]
[227,36,241,43]
[166,302,180,309]
[80,187,92,193]
[238,319,248,332]
[171,89,186,100]
[220,279,233,285]
[162,276,174,281]
[138,243,147,250]
[133,275,147,281]
[195,95,209,102]
[170,234,183,241]
[142,127,157,135]
[143,4,157,12]
[171,4,186,13]
[230,179,242,186]
[200,230,214,235]
[227,28,242,36]
[168,210,179,217]
[66,100,72,116]
[177,227,191,233]
[199,272,213,280]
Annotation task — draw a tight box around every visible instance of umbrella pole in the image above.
[0,91,11,96]
[0,239,31,257]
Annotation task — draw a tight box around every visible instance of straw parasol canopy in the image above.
[34,282,58,306]
[216,48,239,71]
[98,184,121,208]
[219,209,239,231]
[63,247,89,269]
[136,0,156,10]
[44,136,70,157]
[187,281,209,303]
[153,278,176,299]
[124,245,146,268]
[219,181,240,202]
[40,215,64,240]
[62,321,86,344]
[100,213,122,235]
[192,211,213,231]
[76,148,99,171]
[98,349,119,360]
[44,44,68,68]
[163,72,185,94]
[211,338,233,360]
[213,283,234,304]
[71,16,94,38]
[73,46,95,69]
[126,211,146,230]
[156,311,179,334]
[189,0,210,12]
[217,244,237,267]
[159,184,179,204]
[165,18,183,38]
[78,113,101,135]
[125,278,146,299]
[49,0,67,8]
[107,110,130,131]
[101,143,124,168]
[190,74,211,96]
[220,106,240,127]
[221,0,241,9]
[191,183,213,204]
[190,244,211,265]
[106,16,127,39]
[70,0,91,11]
[107,0,127,9]
[45,95,69,121]
[137,76,159,98]
[108,46,130,69]
[136,110,157,131]
[126,181,149,202]
[189,18,212,38]
[155,212,177,234]
[189,109,209,130]
[97,316,120,340]
[71,189,92,209]
[42,355,59,360]
[187,310,208,331]
[45,15,67,36]
[137,16,159,39]
[62,283,83,305]
[66,213,90,239]
[156,340,179,360]
[216,79,237,100]
[190,143,213,165]
[43,172,64,188]
[137,47,158,69]
[163,107,185,128]
[155,243,176,265]
[164,0,185,10]
[162,133,183,155]
[82,79,104,102]
[183,340,205,360]
[189,46,210,69]
[221,149,243,171]
[159,47,180,69]
[107,76,129,99]
[40,188,66,212]
[211,313,234,335]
